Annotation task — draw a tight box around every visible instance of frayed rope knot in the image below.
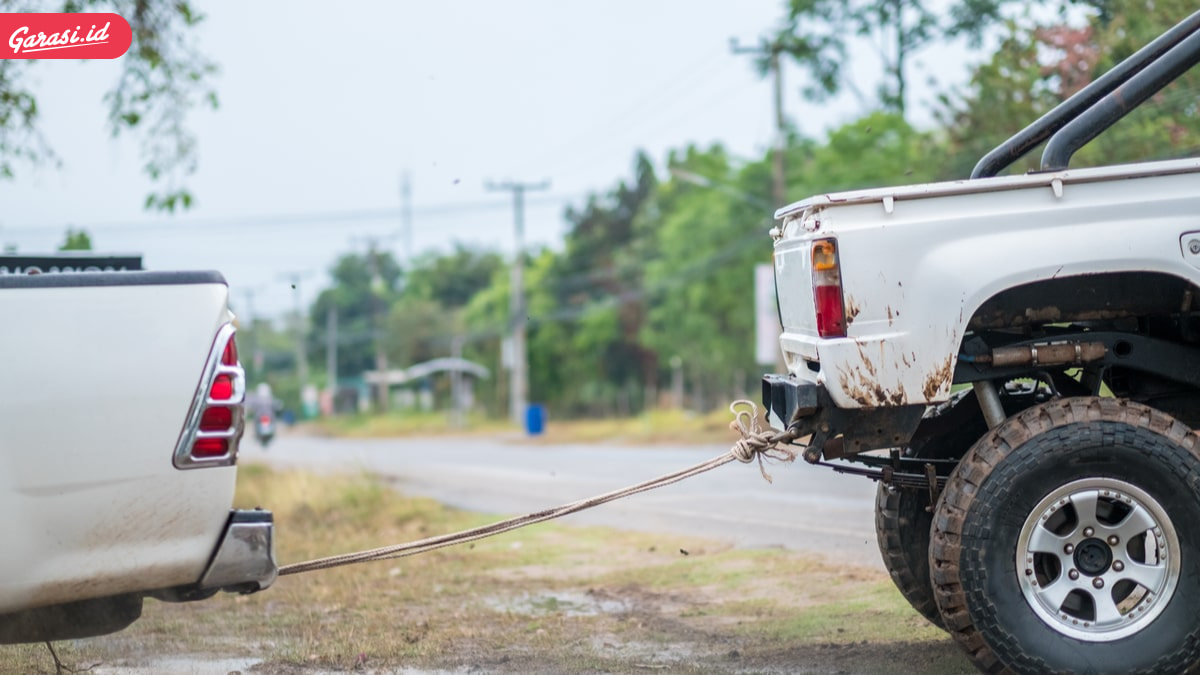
[727,400,798,483]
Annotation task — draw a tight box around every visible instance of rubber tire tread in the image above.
[874,389,987,631]
[875,482,943,628]
[929,397,1200,675]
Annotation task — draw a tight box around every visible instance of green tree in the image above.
[939,1,1200,177]
[232,314,301,407]
[460,262,512,415]
[402,243,504,309]
[536,152,658,415]
[774,0,1013,115]
[935,17,1051,177]
[639,144,770,411]
[57,227,92,251]
[799,111,940,189]
[309,251,403,379]
[0,0,218,210]
[1074,0,1200,166]
[383,297,453,369]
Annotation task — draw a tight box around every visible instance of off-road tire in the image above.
[930,397,1200,674]
[875,482,943,628]
[875,390,988,630]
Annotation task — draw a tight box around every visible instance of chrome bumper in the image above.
[199,509,277,594]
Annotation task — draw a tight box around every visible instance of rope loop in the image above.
[727,399,798,483]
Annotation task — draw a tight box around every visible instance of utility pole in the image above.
[400,171,413,264]
[366,238,390,413]
[325,306,338,413]
[486,179,550,425]
[733,36,791,377]
[731,37,788,210]
[237,287,265,375]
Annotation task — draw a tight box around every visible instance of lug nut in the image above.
[1064,544,1075,554]
[1113,561,1125,572]
[1108,535,1119,546]
[1083,527,1095,537]
[1069,569,1080,580]
[1093,578,1105,589]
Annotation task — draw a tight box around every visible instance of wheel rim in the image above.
[1016,477,1180,642]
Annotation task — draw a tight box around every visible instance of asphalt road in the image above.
[249,432,884,570]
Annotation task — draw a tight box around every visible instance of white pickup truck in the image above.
[0,267,276,643]
[764,11,1200,674]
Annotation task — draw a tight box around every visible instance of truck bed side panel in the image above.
[0,274,237,612]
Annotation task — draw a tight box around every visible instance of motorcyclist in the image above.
[245,383,278,447]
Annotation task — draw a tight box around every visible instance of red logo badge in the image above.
[2,13,131,59]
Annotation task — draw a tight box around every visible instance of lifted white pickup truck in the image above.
[764,11,1200,675]
[0,269,276,643]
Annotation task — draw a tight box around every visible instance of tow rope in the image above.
[278,400,800,576]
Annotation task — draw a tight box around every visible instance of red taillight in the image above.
[259,415,271,425]
[222,335,239,366]
[811,238,847,338]
[176,324,245,469]
[200,406,234,431]
[193,437,229,457]
[210,374,234,400]
[814,284,847,337]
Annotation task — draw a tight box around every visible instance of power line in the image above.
[509,50,731,177]
[303,223,772,350]
[0,192,583,236]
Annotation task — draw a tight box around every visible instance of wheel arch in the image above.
[962,270,1199,332]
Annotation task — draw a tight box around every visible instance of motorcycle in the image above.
[254,412,276,448]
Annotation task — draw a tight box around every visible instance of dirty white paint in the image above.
[772,158,1200,409]
[0,282,239,613]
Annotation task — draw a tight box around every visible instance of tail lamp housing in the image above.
[174,323,246,469]
[811,238,847,338]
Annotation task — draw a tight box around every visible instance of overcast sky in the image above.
[0,0,972,318]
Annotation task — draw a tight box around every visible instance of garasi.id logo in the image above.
[3,12,131,59]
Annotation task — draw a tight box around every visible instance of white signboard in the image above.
[755,263,782,366]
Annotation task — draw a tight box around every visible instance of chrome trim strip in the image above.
[173,323,246,470]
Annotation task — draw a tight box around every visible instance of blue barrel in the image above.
[525,404,546,435]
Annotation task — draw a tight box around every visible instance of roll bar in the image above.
[971,11,1200,179]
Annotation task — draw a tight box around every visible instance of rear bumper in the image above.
[760,374,926,457]
[199,509,277,594]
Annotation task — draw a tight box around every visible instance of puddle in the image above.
[92,657,261,674]
[484,590,631,617]
[92,657,470,675]
[589,635,707,664]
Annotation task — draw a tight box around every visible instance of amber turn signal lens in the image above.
[812,239,838,271]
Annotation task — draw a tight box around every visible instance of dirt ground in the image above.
[1,467,974,674]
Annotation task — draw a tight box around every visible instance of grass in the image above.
[0,466,971,674]
[308,406,747,445]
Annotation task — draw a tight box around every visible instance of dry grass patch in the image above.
[1,466,970,674]
[309,407,743,446]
